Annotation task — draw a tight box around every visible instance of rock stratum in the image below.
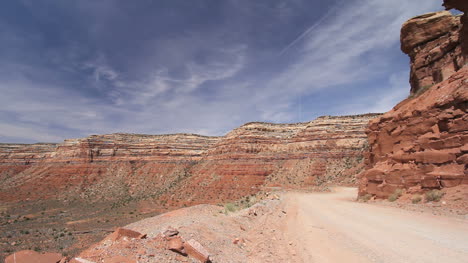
[359,5,468,198]
[0,114,379,207]
[443,0,468,61]
[401,11,464,95]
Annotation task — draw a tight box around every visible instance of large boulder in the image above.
[5,250,63,263]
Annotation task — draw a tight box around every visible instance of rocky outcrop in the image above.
[401,11,464,95]
[443,0,468,60]
[359,3,468,199]
[359,67,467,198]
[0,114,379,205]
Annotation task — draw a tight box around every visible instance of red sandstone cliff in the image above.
[444,0,468,60]
[359,68,467,198]
[0,134,220,203]
[0,114,378,206]
[401,11,464,95]
[160,114,378,207]
[359,5,468,198]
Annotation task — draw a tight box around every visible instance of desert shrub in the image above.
[408,85,432,99]
[388,189,403,202]
[412,195,422,204]
[239,195,257,209]
[224,203,238,214]
[359,194,373,202]
[425,190,444,202]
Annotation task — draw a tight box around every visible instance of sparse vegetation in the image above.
[408,84,432,99]
[238,195,257,209]
[412,195,422,204]
[425,190,444,202]
[359,194,373,202]
[224,203,238,214]
[388,189,403,202]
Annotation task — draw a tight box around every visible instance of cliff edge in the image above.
[359,4,467,198]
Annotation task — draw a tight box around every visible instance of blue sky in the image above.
[0,0,445,143]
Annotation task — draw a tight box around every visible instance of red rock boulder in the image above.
[107,228,146,242]
[5,250,63,263]
[184,239,211,263]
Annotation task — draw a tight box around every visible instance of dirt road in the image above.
[284,188,468,263]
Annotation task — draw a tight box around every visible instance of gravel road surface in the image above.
[285,188,468,263]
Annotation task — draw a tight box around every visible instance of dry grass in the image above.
[358,194,373,202]
[224,203,238,214]
[425,190,444,202]
[388,189,403,202]
[412,195,422,204]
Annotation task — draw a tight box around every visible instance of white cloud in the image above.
[0,0,446,142]
[0,123,65,143]
[335,71,411,115]
[251,0,443,120]
[0,44,248,142]
[109,45,246,107]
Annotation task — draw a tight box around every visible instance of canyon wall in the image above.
[161,114,378,207]
[443,0,468,60]
[359,7,468,198]
[0,134,221,203]
[0,114,379,206]
[401,11,464,95]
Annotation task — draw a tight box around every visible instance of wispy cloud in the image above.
[279,0,344,56]
[0,0,445,142]
[251,0,442,121]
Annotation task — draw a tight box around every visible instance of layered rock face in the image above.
[359,68,467,198]
[0,114,379,206]
[159,114,379,207]
[443,0,468,59]
[401,11,464,95]
[359,4,468,199]
[0,143,57,182]
[0,134,220,202]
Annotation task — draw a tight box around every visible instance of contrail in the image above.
[279,1,344,56]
